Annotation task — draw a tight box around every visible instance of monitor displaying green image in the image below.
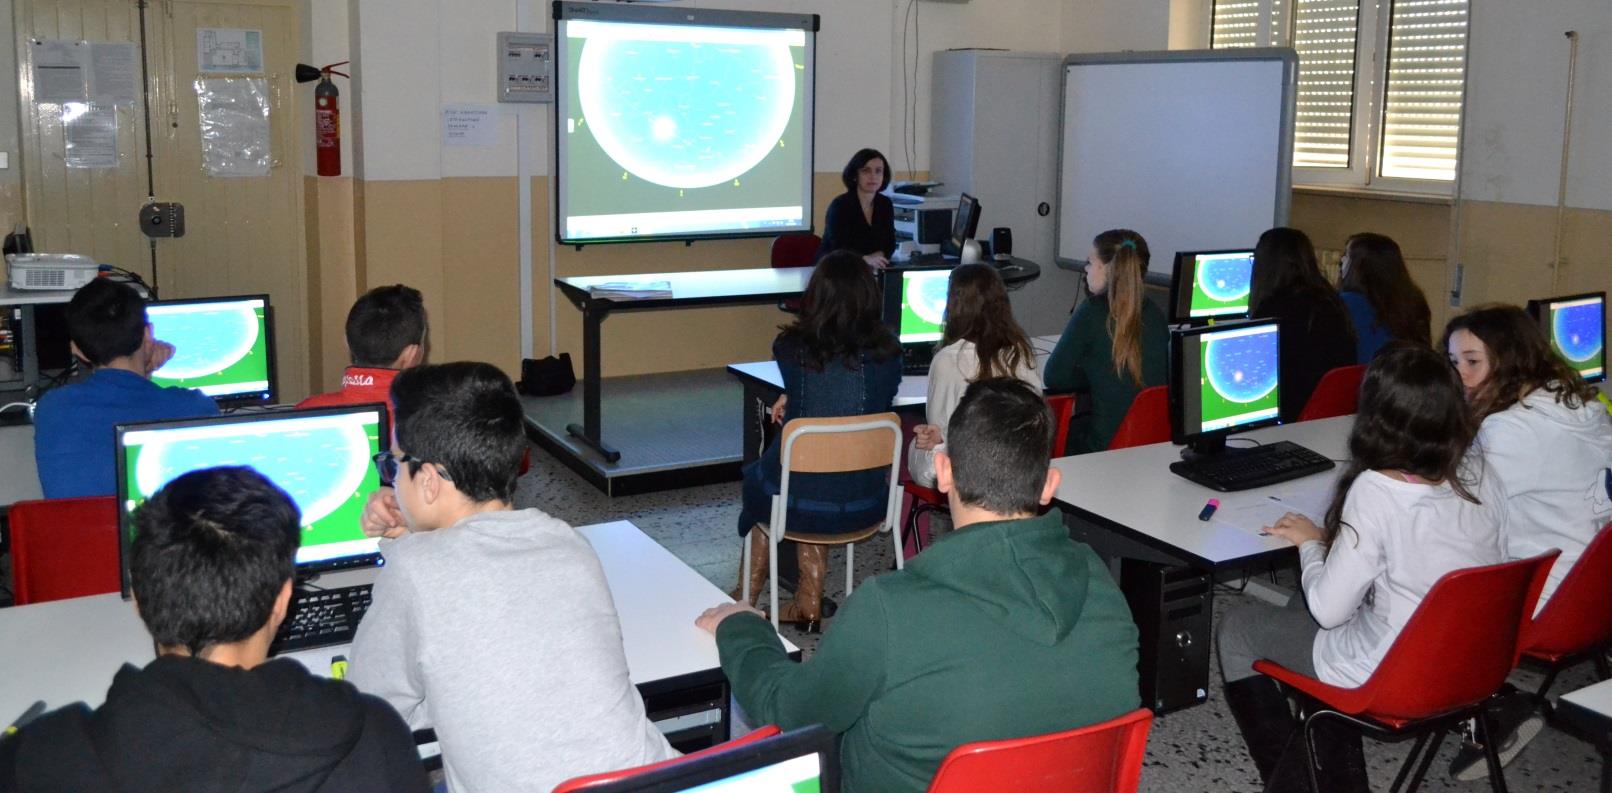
[1191,322,1280,433]
[1537,293,1605,384]
[146,295,277,405]
[898,270,949,344]
[1169,249,1254,323]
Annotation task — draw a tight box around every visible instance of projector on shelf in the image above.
[6,253,100,291]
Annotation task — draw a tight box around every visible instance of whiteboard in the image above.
[1056,50,1296,278]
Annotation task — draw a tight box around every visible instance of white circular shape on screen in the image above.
[577,34,796,189]
[151,307,259,380]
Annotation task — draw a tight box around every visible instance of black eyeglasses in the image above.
[373,451,451,486]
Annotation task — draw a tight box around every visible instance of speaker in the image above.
[990,227,1012,259]
[1119,559,1212,713]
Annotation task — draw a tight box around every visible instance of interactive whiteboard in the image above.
[1057,50,1296,278]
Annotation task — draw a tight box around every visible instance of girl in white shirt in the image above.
[1217,344,1503,793]
[908,263,1042,489]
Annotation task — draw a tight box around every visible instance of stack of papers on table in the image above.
[588,280,672,300]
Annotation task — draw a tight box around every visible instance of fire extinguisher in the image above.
[299,61,349,177]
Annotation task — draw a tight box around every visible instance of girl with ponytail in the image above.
[1044,229,1169,454]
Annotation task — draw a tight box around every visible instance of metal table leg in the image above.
[565,299,622,463]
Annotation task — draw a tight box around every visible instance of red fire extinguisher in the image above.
[305,61,349,177]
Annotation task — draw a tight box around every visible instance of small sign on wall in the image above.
[198,28,264,74]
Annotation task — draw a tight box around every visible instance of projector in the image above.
[6,253,100,291]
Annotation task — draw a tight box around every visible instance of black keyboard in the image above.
[271,584,373,654]
[1169,441,1336,492]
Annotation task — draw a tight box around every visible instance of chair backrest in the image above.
[771,233,821,269]
[780,413,902,475]
[926,708,1154,793]
[1046,394,1075,457]
[9,496,121,605]
[552,726,783,792]
[1296,364,1367,422]
[1523,522,1612,659]
[1346,552,1557,722]
[1107,386,1170,450]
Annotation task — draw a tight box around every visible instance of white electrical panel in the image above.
[498,32,553,103]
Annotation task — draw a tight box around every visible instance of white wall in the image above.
[1461,0,1612,211]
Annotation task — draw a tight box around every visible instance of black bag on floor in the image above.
[519,354,576,396]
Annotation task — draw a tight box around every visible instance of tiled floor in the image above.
[514,443,1606,792]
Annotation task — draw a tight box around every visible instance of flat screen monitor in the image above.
[1168,250,1255,323]
[891,268,950,345]
[1169,318,1282,454]
[1527,292,1606,385]
[585,725,839,793]
[114,404,389,597]
[145,295,277,406]
[553,3,818,244]
[941,193,981,257]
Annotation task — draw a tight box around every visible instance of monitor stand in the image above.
[1179,434,1237,461]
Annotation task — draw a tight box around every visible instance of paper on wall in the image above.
[196,77,272,177]
[32,39,86,104]
[197,28,263,74]
[442,104,500,147]
[89,42,140,105]
[64,103,119,168]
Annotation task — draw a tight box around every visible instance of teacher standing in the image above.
[816,148,896,267]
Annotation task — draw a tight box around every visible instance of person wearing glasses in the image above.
[347,362,675,793]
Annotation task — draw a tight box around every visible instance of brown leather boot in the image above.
[729,529,770,606]
[777,542,826,633]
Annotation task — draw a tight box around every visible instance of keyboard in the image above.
[271,583,374,654]
[1168,440,1336,492]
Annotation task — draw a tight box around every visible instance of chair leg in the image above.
[846,543,855,596]
[740,531,751,605]
[1477,710,1511,793]
[1390,733,1431,793]
[1535,668,1561,703]
[1398,729,1447,793]
[890,515,905,572]
[1595,651,1611,682]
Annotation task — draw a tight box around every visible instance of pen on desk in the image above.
[5,701,47,736]
[1198,498,1219,521]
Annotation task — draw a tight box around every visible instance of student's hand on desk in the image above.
[361,487,409,539]
[912,424,942,451]
[695,602,764,635]
[863,253,889,269]
[1265,512,1322,546]
[769,395,788,425]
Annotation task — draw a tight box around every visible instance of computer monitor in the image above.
[940,193,981,258]
[882,265,952,373]
[145,295,277,406]
[1169,318,1282,455]
[1168,249,1256,323]
[585,725,840,793]
[114,403,389,597]
[1526,292,1606,384]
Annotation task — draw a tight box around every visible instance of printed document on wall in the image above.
[196,78,272,177]
[64,103,119,168]
[197,28,263,74]
[32,39,87,104]
[89,42,140,105]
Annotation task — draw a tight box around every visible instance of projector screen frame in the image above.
[1054,48,1297,284]
[552,1,820,247]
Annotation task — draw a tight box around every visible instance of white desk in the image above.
[0,424,41,509]
[1559,679,1612,792]
[1051,416,1351,570]
[0,519,797,747]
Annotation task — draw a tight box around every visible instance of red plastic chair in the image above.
[552,726,783,792]
[926,708,1154,793]
[1106,386,1170,450]
[1296,364,1367,422]
[1254,552,1559,793]
[1047,394,1075,458]
[771,233,820,313]
[9,496,121,605]
[1520,523,1612,703]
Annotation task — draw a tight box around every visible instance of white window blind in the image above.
[1211,1,1261,48]
[1291,1,1359,168]
[1378,0,1469,181]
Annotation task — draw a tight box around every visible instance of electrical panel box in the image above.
[497,32,553,104]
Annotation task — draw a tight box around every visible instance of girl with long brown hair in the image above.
[1339,232,1432,361]
[1044,229,1168,454]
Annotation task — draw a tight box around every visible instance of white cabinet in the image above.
[930,50,1077,337]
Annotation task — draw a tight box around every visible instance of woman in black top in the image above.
[1249,227,1357,421]
[815,148,896,267]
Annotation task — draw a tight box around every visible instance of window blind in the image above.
[1211,0,1261,48]
[1291,0,1359,168]
[1378,0,1468,180]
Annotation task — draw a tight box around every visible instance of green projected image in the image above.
[899,271,948,343]
[148,303,270,396]
[1197,328,1279,431]
[121,413,383,561]
[1189,253,1254,318]
[680,754,822,793]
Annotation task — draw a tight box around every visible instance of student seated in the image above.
[1248,227,1356,420]
[1338,232,1432,361]
[0,466,428,793]
[1044,229,1168,454]
[1440,304,1612,781]
[348,362,674,793]
[299,284,427,409]
[1217,345,1502,793]
[33,278,218,498]
[908,263,1042,495]
[698,378,1141,793]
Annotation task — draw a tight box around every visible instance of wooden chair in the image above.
[552,726,782,791]
[9,496,121,605]
[1296,364,1367,422]
[742,413,905,630]
[927,708,1154,793]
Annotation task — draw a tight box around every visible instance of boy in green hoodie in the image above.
[697,378,1141,793]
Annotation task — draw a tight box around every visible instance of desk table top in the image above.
[555,267,813,307]
[0,284,76,307]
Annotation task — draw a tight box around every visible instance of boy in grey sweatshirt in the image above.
[348,362,675,793]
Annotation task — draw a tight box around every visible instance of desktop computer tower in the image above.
[1120,559,1212,714]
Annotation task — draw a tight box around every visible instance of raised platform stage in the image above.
[522,367,749,496]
